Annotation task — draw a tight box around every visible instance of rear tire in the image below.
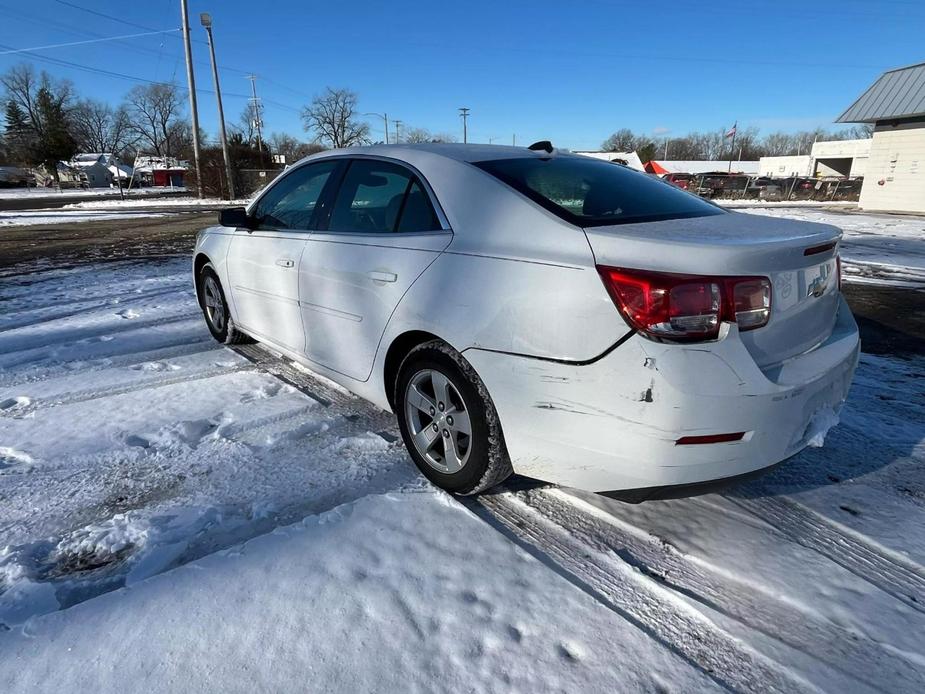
[395,340,512,495]
[197,264,252,345]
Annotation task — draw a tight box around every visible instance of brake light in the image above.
[597,267,771,342]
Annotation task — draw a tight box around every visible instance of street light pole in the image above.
[458,107,469,144]
[362,112,389,144]
[200,13,235,200]
[180,0,203,198]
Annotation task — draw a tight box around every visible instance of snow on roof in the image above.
[133,156,188,172]
[572,150,645,172]
[648,160,760,175]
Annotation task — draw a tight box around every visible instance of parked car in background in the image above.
[193,144,858,499]
[0,166,34,188]
[662,172,693,190]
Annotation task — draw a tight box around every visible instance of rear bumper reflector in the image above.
[675,432,746,446]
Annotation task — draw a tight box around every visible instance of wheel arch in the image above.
[383,330,444,411]
[193,252,212,298]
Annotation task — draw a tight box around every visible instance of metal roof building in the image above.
[837,62,925,124]
[838,61,925,213]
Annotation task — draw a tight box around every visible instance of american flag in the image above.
[724,123,737,139]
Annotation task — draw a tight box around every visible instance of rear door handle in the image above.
[368,271,398,283]
[276,258,295,268]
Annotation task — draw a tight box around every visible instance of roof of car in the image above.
[307,143,561,164]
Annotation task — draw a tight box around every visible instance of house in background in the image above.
[70,153,117,188]
[837,61,925,213]
[133,156,188,188]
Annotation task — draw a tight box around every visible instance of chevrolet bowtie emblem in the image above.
[808,275,829,298]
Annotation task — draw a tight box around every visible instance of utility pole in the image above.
[512,134,516,146]
[393,120,403,143]
[180,0,203,198]
[458,107,469,144]
[200,13,235,200]
[247,75,265,167]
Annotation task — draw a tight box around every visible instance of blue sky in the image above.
[1,0,922,149]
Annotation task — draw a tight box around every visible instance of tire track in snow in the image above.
[729,496,925,615]
[0,338,216,389]
[0,286,190,333]
[0,312,200,359]
[230,343,399,436]
[530,488,922,692]
[473,490,819,694]
[0,363,257,416]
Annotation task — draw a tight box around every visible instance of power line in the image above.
[0,41,300,113]
[0,3,309,113]
[0,30,181,56]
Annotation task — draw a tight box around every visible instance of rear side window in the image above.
[252,160,338,230]
[327,160,440,233]
[473,156,725,227]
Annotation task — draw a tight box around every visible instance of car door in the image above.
[299,158,452,381]
[226,160,338,352]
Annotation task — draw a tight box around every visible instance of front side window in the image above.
[251,160,338,230]
[473,156,725,227]
[327,160,440,233]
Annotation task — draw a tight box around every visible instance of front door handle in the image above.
[368,271,398,283]
[276,258,295,268]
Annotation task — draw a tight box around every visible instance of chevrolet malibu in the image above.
[193,144,859,499]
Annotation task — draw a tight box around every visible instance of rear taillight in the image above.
[597,267,771,342]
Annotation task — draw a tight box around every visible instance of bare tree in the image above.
[301,87,369,148]
[236,101,259,144]
[124,83,187,157]
[268,131,324,163]
[601,128,637,152]
[1,63,75,145]
[1,63,77,178]
[71,99,135,154]
[402,127,433,144]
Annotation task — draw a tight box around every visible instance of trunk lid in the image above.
[584,211,842,368]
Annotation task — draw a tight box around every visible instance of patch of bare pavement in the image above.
[0,212,213,271]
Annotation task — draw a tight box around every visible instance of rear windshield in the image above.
[473,156,725,227]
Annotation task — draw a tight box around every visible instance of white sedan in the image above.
[193,143,859,499]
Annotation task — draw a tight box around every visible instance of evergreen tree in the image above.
[33,86,76,184]
[3,100,34,165]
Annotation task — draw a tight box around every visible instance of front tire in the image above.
[197,264,252,345]
[395,341,512,495]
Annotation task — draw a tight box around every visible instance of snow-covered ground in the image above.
[63,197,250,210]
[1,257,923,691]
[735,206,925,287]
[718,199,859,208]
[0,210,174,227]
[0,186,186,201]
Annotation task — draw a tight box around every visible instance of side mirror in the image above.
[219,206,253,229]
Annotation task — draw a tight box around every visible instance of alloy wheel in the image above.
[203,276,226,333]
[404,368,472,473]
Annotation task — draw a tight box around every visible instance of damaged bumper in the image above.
[464,295,859,493]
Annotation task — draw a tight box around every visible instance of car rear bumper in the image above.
[464,295,859,493]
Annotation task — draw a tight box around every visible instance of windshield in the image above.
[473,156,725,227]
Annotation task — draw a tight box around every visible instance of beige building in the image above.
[837,61,925,213]
[758,139,870,178]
